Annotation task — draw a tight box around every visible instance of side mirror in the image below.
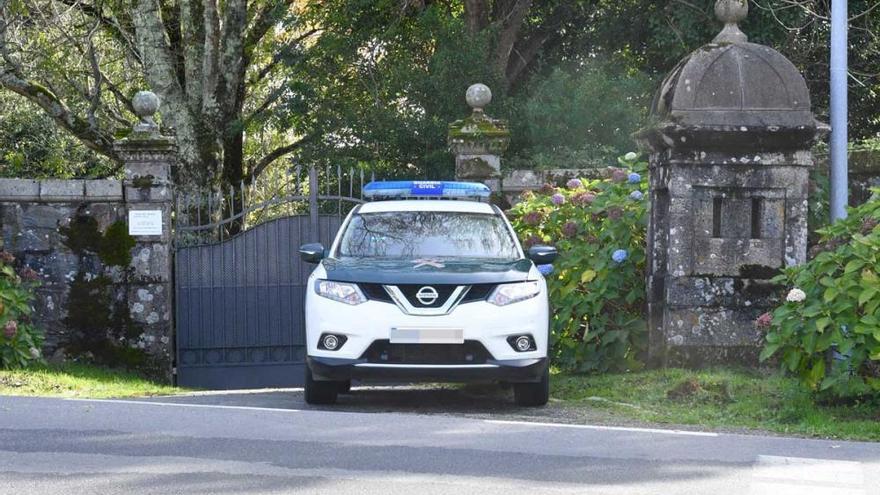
[528,245,558,265]
[299,243,326,264]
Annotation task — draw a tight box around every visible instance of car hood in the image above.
[321,257,534,285]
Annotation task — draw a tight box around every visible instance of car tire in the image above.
[304,366,338,405]
[513,366,549,407]
[337,380,352,394]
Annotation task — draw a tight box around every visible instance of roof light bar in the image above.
[363,181,491,201]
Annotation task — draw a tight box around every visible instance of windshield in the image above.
[336,211,521,260]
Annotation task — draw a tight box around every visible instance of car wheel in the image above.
[337,380,352,394]
[304,366,338,405]
[513,366,549,407]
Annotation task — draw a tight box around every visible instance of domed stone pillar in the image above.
[637,0,827,366]
[448,84,510,192]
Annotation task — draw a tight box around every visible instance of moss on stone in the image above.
[60,213,144,369]
[448,115,510,139]
[131,175,155,188]
[59,212,104,256]
[99,221,135,267]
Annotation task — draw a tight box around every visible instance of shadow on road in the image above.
[137,384,619,424]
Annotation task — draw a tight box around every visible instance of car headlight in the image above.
[487,281,541,306]
[314,280,366,305]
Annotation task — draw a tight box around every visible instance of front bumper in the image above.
[308,356,548,383]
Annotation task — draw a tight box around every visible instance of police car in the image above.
[299,181,556,406]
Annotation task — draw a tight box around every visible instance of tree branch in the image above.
[492,0,531,84]
[248,134,317,179]
[52,0,142,64]
[244,0,294,52]
[0,67,120,161]
[248,28,319,85]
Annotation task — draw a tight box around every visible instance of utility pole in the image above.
[830,0,848,221]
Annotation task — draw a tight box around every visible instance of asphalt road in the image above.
[1,388,879,494]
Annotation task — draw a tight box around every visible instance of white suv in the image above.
[300,181,556,406]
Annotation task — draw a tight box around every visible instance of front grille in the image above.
[461,284,496,303]
[358,283,497,306]
[396,284,459,308]
[360,283,393,303]
[360,340,491,364]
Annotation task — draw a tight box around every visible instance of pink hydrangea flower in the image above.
[19,267,39,281]
[523,211,543,226]
[610,168,628,183]
[755,312,772,328]
[523,234,543,249]
[608,207,623,220]
[0,251,14,264]
[4,320,17,339]
[573,192,596,205]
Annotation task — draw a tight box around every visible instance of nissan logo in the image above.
[415,286,439,305]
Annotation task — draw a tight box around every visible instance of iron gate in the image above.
[174,165,370,389]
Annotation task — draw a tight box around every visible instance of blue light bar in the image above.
[363,181,491,201]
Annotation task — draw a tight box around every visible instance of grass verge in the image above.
[0,363,182,398]
[552,368,880,441]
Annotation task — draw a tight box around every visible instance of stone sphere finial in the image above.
[465,83,492,114]
[713,0,749,44]
[132,90,160,132]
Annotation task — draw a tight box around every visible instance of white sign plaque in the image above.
[128,210,163,236]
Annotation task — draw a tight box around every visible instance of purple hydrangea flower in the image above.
[537,264,554,276]
[629,190,644,201]
[628,172,641,184]
[612,249,628,264]
[566,178,583,190]
[562,221,578,238]
[551,193,565,205]
[523,211,543,226]
[523,234,543,249]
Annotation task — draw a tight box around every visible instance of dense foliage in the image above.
[509,153,648,373]
[4,1,878,187]
[0,248,44,368]
[761,190,880,398]
[0,96,115,179]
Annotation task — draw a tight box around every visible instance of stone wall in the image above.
[0,114,175,378]
[501,167,605,205]
[1,179,125,355]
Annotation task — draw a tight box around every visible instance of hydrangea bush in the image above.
[0,248,44,368]
[508,153,648,373]
[760,190,880,398]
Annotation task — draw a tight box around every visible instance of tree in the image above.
[0,0,317,195]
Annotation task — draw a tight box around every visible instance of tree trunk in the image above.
[221,129,245,235]
[464,0,489,36]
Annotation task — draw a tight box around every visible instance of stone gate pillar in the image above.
[637,0,826,366]
[448,83,510,192]
[114,91,176,377]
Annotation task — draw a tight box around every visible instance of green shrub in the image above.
[508,153,648,373]
[760,190,880,398]
[0,248,45,368]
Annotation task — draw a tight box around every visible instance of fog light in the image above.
[323,335,340,350]
[318,333,347,351]
[508,335,536,352]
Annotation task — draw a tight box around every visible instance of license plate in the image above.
[390,327,464,344]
